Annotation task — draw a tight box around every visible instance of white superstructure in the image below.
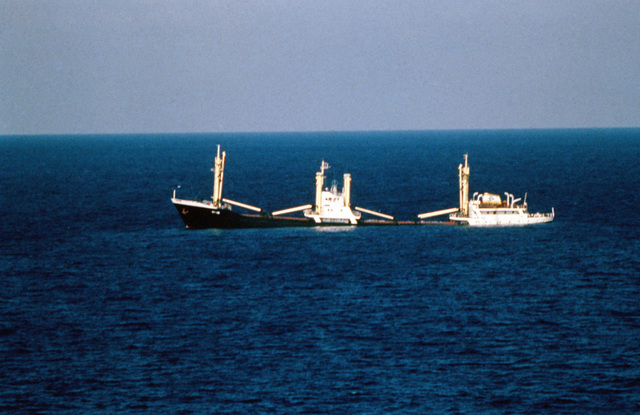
[303,161,362,224]
[449,155,554,226]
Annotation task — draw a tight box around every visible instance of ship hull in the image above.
[172,198,412,229]
[172,198,318,229]
[173,198,462,228]
[449,211,554,226]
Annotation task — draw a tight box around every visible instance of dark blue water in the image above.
[1,129,639,413]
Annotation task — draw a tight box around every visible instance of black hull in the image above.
[172,200,411,229]
[173,201,318,229]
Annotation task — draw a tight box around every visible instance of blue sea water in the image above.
[1,129,639,413]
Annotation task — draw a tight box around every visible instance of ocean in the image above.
[1,129,639,413]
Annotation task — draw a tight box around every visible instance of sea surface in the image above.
[1,129,639,413]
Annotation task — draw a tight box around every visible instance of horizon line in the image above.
[2,126,640,139]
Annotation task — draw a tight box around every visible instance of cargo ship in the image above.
[172,148,554,229]
[448,154,555,226]
[171,145,397,229]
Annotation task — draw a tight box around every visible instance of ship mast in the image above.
[314,160,329,214]
[458,154,470,216]
[343,173,351,207]
[211,144,226,209]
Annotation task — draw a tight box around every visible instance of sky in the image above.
[1,0,639,135]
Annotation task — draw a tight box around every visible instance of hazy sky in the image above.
[2,1,639,135]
